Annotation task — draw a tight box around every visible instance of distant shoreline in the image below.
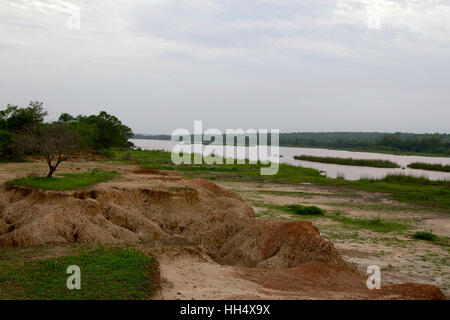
[132,135,450,158]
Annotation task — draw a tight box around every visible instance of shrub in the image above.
[412,231,438,241]
[284,204,325,215]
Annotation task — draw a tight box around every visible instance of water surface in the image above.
[130,139,450,181]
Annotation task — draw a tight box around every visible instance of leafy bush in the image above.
[412,231,438,241]
[284,204,325,215]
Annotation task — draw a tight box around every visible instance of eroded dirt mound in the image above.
[0,173,446,299]
[238,264,446,300]
[0,175,346,269]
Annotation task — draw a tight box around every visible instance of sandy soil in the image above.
[0,159,448,299]
[216,181,450,296]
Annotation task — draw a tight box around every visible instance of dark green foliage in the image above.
[0,102,47,132]
[283,204,325,215]
[0,101,48,160]
[412,231,437,241]
[0,102,135,161]
[294,155,400,168]
[278,132,450,155]
[60,111,134,149]
[411,231,450,247]
[407,162,450,172]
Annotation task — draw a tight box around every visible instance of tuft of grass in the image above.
[0,247,159,300]
[6,170,120,190]
[294,155,400,168]
[412,231,438,241]
[412,231,450,248]
[407,162,450,173]
[283,204,325,215]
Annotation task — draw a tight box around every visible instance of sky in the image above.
[0,0,449,134]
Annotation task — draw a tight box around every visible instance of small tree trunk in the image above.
[47,166,56,178]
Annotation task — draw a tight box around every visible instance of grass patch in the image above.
[254,189,356,199]
[353,174,450,210]
[412,232,449,247]
[293,155,400,168]
[6,170,120,190]
[330,213,410,233]
[407,162,450,172]
[0,246,159,300]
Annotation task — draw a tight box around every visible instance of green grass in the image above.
[351,174,450,210]
[6,170,120,190]
[412,232,450,248]
[293,155,400,168]
[106,148,450,210]
[250,201,325,217]
[407,162,450,172]
[253,189,356,199]
[330,213,410,233]
[0,247,159,300]
[251,200,409,233]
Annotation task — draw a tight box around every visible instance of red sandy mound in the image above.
[238,264,446,300]
[0,176,346,269]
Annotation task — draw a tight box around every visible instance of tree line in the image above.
[134,131,450,156]
[278,132,450,155]
[0,101,133,176]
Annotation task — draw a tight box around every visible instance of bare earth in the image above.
[216,181,450,296]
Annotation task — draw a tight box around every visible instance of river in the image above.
[130,139,450,181]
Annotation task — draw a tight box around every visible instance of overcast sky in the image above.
[0,0,449,134]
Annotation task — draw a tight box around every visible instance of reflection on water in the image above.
[130,139,450,181]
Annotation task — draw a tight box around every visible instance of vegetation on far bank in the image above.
[293,155,400,168]
[134,131,450,156]
[407,162,450,172]
[6,170,120,191]
[0,246,159,300]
